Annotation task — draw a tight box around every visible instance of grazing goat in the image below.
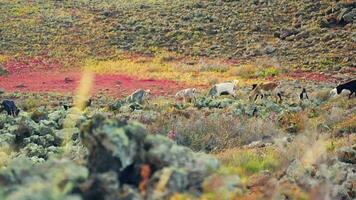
[209,80,239,98]
[250,82,282,102]
[62,104,71,110]
[175,88,197,103]
[85,98,92,107]
[336,80,356,99]
[299,88,309,100]
[61,98,91,110]
[0,100,20,117]
[127,89,151,104]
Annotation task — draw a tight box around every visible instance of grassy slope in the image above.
[0,0,354,70]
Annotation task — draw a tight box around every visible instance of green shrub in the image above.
[217,148,281,178]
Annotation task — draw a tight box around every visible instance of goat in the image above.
[250,82,282,102]
[336,80,356,99]
[209,80,239,98]
[61,98,91,110]
[85,98,92,107]
[127,89,151,104]
[0,100,20,117]
[299,88,309,101]
[175,88,197,103]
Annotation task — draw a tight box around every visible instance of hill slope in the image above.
[0,0,355,70]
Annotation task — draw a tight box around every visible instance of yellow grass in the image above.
[215,147,281,182]
[0,54,9,63]
[83,52,267,87]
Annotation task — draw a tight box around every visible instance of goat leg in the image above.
[278,93,282,102]
[349,92,353,99]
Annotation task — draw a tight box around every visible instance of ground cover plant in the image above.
[0,0,355,199]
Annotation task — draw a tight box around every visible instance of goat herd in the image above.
[174,79,355,103]
[0,79,355,117]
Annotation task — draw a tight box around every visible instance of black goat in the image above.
[336,80,356,99]
[0,100,20,117]
[62,98,91,110]
[85,98,92,107]
[299,88,309,100]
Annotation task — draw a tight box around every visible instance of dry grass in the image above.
[216,147,281,179]
[228,64,281,79]
[83,51,284,87]
[278,112,307,133]
[84,57,235,85]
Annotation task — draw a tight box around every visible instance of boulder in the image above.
[337,146,356,164]
[0,158,88,199]
[342,8,356,23]
[79,114,220,199]
[147,167,189,199]
[264,45,276,54]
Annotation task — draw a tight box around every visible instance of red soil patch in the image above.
[0,71,184,97]
[3,56,64,74]
[0,57,185,97]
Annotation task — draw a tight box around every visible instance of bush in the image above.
[0,65,8,76]
[217,148,281,177]
[278,111,306,133]
[228,65,259,78]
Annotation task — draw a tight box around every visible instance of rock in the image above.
[81,118,141,173]
[79,114,220,199]
[119,185,143,200]
[334,186,352,200]
[203,174,242,196]
[295,31,309,40]
[337,8,350,22]
[80,171,120,200]
[195,98,235,109]
[0,158,88,199]
[186,61,196,65]
[285,35,295,41]
[264,45,276,54]
[64,77,74,83]
[342,8,356,23]
[247,140,271,148]
[278,28,298,40]
[337,146,356,164]
[283,159,318,190]
[147,167,189,199]
[15,83,26,88]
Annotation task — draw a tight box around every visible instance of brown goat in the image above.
[250,82,282,102]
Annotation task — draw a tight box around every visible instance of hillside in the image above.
[0,0,355,70]
[0,1,355,200]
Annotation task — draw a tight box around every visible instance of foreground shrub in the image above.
[217,147,281,178]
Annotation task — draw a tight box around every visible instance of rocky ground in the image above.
[0,79,355,199]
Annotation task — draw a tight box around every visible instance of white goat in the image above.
[175,88,197,103]
[209,80,239,98]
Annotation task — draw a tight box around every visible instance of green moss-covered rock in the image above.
[79,114,220,199]
[0,158,88,200]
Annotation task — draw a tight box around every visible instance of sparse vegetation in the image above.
[217,147,281,178]
[0,0,355,199]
